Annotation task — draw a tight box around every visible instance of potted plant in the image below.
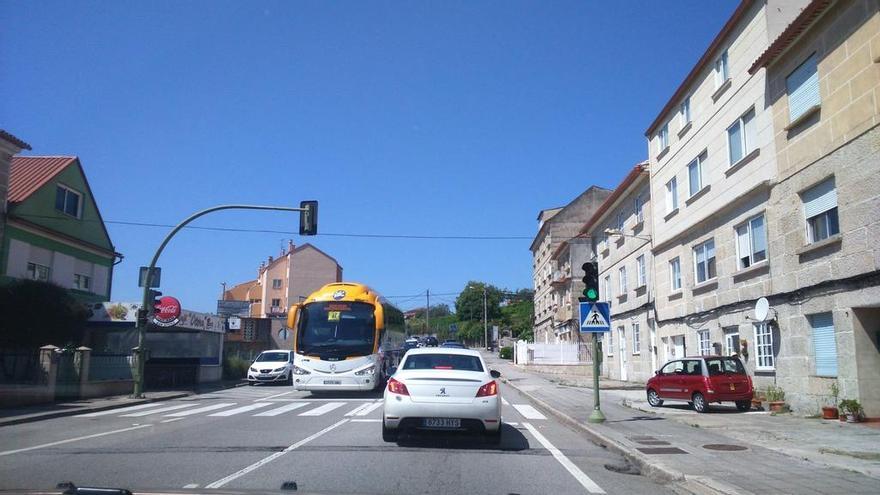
[766,385,786,413]
[839,399,862,423]
[751,391,764,410]
[822,382,840,419]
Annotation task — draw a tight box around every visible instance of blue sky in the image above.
[2,0,738,312]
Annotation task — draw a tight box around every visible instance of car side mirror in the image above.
[655,370,660,376]
[388,366,397,376]
[490,370,501,379]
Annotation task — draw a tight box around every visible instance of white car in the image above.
[247,349,294,385]
[382,348,502,443]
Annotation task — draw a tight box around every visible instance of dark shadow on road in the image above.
[393,423,529,452]
[654,402,753,414]
[307,390,384,400]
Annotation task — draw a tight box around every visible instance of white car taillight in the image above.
[476,380,498,397]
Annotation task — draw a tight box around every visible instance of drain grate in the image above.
[637,440,671,446]
[703,444,748,451]
[637,447,688,455]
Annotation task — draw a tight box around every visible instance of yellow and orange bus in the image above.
[286,282,405,391]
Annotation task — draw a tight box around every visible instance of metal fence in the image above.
[514,341,585,365]
[89,353,133,381]
[0,350,40,384]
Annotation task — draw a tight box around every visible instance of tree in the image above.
[455,281,502,322]
[0,280,90,349]
[501,298,534,341]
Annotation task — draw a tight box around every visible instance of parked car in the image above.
[425,336,439,347]
[382,348,502,443]
[247,349,294,386]
[645,356,753,413]
[402,339,420,354]
[440,341,466,349]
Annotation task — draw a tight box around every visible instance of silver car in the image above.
[381,348,502,443]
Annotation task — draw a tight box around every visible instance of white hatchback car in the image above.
[382,348,502,443]
[247,349,294,385]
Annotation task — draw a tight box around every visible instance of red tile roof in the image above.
[577,161,649,237]
[645,0,755,137]
[749,0,834,74]
[0,130,32,151]
[8,156,77,204]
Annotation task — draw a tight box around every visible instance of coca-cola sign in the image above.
[152,296,181,327]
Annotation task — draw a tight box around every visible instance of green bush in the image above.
[223,355,251,380]
[765,385,785,402]
[499,346,512,360]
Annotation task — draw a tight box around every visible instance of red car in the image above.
[646,356,753,413]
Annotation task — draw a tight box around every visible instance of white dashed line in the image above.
[501,397,510,406]
[522,422,605,494]
[121,403,199,417]
[355,402,384,416]
[75,403,168,417]
[164,403,237,417]
[209,403,273,417]
[512,404,547,420]
[299,402,345,416]
[0,424,153,457]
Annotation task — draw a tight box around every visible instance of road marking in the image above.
[344,403,371,416]
[522,422,605,494]
[299,402,345,416]
[121,403,198,417]
[165,403,237,417]
[253,402,309,417]
[350,418,382,422]
[356,402,384,416]
[0,424,152,457]
[209,403,272,417]
[75,403,168,417]
[205,419,349,488]
[259,391,295,401]
[252,398,375,402]
[183,484,199,489]
[501,397,510,406]
[506,422,518,426]
[512,404,547,420]
[161,418,185,423]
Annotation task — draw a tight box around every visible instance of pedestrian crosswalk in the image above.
[76,400,381,420]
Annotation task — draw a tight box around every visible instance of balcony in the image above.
[551,270,571,286]
[554,304,573,323]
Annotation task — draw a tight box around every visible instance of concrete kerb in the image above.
[0,391,193,427]
[499,376,738,495]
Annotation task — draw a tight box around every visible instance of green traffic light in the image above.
[583,288,598,301]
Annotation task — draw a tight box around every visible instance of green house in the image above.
[0,156,120,302]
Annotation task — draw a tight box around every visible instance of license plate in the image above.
[729,384,735,391]
[323,380,342,385]
[259,374,270,378]
[423,418,461,428]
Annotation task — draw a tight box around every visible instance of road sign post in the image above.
[579,301,610,424]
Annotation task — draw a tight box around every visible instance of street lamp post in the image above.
[467,285,488,349]
[132,203,312,398]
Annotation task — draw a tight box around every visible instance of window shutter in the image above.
[737,225,750,262]
[810,313,837,377]
[803,178,837,218]
[787,54,820,121]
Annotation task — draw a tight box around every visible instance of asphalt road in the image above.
[0,382,676,495]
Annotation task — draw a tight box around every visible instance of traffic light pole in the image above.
[131,204,309,398]
[580,260,605,424]
[589,333,606,423]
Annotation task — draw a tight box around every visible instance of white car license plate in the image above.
[258,374,270,378]
[423,418,460,428]
[323,380,342,385]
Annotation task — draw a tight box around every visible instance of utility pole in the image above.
[483,286,488,349]
[220,282,227,300]
[426,289,430,335]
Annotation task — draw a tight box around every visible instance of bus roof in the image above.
[303,282,383,305]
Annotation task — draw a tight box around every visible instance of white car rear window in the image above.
[403,354,483,372]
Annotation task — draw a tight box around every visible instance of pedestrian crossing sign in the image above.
[579,302,610,332]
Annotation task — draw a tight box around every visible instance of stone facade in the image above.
[588,164,657,383]
[531,186,612,343]
[0,131,30,261]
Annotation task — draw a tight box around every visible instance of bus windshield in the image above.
[296,301,376,358]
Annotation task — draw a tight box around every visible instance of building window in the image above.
[73,274,91,291]
[754,322,774,370]
[618,266,627,294]
[724,327,740,356]
[687,151,707,197]
[55,185,82,218]
[693,239,716,284]
[665,177,678,213]
[680,96,691,126]
[658,124,669,152]
[27,262,50,281]
[271,298,281,308]
[787,53,820,122]
[736,214,767,269]
[669,257,682,291]
[606,329,614,356]
[604,275,612,303]
[636,255,647,287]
[727,108,756,165]
[802,178,839,243]
[272,279,283,289]
[633,323,641,354]
[698,330,711,355]
[714,50,729,87]
[810,312,837,377]
[616,210,625,232]
[634,194,644,224]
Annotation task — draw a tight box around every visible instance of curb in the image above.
[499,376,742,495]
[0,391,192,427]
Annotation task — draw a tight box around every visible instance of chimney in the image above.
[268,255,273,264]
[288,240,295,253]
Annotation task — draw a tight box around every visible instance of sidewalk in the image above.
[483,352,880,495]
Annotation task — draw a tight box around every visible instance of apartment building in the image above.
[226,242,343,318]
[748,0,880,415]
[585,163,656,383]
[547,237,591,342]
[531,186,611,343]
[0,131,31,252]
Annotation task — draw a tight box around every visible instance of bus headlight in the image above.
[292,365,311,375]
[354,365,376,376]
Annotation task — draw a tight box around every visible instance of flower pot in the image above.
[846,413,860,423]
[821,406,839,420]
[769,401,786,413]
[751,399,763,410]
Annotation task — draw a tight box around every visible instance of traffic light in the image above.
[299,200,318,236]
[148,289,163,315]
[581,261,599,302]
